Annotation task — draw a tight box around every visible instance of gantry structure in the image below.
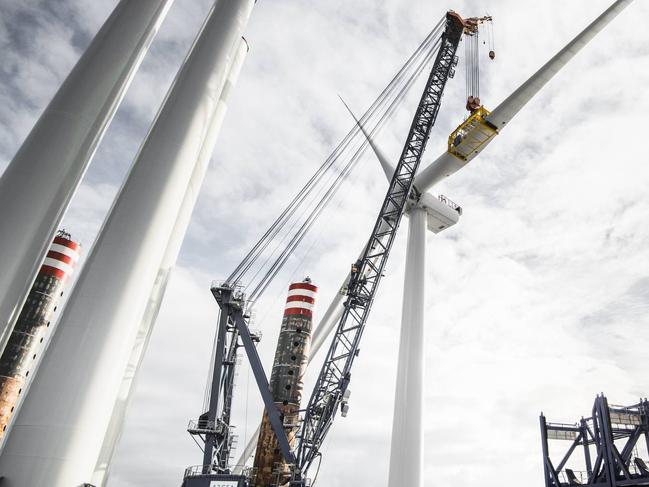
[541,395,649,487]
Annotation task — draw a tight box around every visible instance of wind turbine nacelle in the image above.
[414,192,461,234]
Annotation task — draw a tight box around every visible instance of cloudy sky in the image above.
[2,0,649,486]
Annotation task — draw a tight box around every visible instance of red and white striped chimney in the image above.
[41,234,81,281]
[284,280,318,318]
[0,231,80,442]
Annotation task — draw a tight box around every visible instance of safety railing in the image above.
[183,464,254,479]
[560,464,645,485]
[437,194,463,215]
[187,418,227,435]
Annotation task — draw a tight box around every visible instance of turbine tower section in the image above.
[0,231,80,443]
[0,0,255,484]
[253,279,317,487]
[0,0,173,355]
[387,207,427,487]
[91,37,249,487]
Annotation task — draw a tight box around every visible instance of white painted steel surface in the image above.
[91,38,250,487]
[417,192,459,233]
[348,108,395,180]
[388,207,427,487]
[414,0,633,193]
[0,0,173,356]
[352,117,451,486]
[0,0,254,484]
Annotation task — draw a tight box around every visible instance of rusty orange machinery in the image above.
[0,231,80,441]
[253,278,317,487]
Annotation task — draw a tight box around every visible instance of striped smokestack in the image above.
[253,278,317,487]
[0,231,80,442]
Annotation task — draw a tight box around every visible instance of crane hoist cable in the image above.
[488,16,496,58]
[463,14,493,112]
[449,14,497,162]
[226,19,447,293]
[465,29,480,110]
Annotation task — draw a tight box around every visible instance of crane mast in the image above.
[295,11,466,477]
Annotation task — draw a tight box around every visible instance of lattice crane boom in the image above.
[295,11,466,476]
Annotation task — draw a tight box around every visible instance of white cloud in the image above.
[1,0,649,486]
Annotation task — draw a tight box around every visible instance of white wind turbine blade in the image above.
[0,0,256,483]
[91,37,250,487]
[339,96,395,181]
[415,0,634,193]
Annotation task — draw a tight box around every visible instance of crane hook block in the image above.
[489,50,496,60]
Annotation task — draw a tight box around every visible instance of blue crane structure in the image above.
[541,395,649,487]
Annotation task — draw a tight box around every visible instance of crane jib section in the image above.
[296,12,465,475]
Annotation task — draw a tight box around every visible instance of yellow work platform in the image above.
[448,106,499,161]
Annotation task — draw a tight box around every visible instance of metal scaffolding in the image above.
[541,395,649,487]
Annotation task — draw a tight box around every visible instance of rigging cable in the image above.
[225,16,446,287]
[228,20,443,286]
[475,34,478,95]
[247,35,444,303]
[202,17,448,412]
[465,26,481,108]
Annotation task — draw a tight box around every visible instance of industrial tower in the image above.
[0,231,80,442]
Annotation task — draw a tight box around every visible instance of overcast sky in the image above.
[2,0,649,486]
